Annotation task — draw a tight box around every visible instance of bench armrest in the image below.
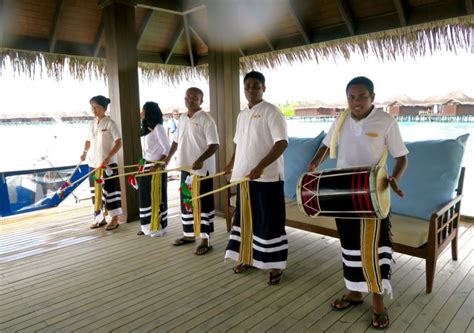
[430,194,463,221]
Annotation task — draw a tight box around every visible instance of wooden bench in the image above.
[226,167,465,293]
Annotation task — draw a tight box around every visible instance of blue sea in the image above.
[1,120,473,216]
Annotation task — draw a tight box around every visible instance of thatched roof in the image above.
[0,1,473,82]
[426,91,474,105]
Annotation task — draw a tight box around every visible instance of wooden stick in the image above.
[191,178,249,201]
[68,168,97,187]
[106,160,165,170]
[197,171,227,181]
[135,166,191,178]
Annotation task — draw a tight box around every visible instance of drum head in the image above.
[374,166,390,219]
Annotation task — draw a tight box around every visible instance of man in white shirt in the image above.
[308,76,408,330]
[165,87,219,255]
[224,71,289,285]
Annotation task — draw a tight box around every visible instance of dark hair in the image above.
[140,101,163,136]
[187,87,204,98]
[89,95,111,109]
[244,70,265,85]
[346,76,374,95]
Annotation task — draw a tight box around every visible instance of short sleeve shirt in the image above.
[140,124,171,161]
[322,108,409,168]
[231,100,288,182]
[86,116,121,168]
[173,110,219,176]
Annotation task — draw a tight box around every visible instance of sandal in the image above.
[173,237,195,246]
[105,223,119,231]
[232,263,252,274]
[194,244,212,255]
[90,220,107,229]
[267,270,283,285]
[372,308,389,330]
[331,294,364,311]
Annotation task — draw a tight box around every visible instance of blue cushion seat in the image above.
[283,132,325,199]
[387,134,469,220]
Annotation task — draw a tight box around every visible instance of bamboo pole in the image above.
[191,178,249,202]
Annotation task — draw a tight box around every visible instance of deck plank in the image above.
[0,205,472,332]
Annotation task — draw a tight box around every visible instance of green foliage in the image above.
[279,102,298,117]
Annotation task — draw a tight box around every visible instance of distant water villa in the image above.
[293,91,474,123]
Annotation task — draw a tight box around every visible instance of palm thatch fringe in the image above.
[0,49,106,81]
[138,63,208,84]
[240,15,474,72]
[0,48,208,83]
[1,16,472,83]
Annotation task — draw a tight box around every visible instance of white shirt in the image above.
[231,100,288,182]
[86,116,121,168]
[322,108,409,168]
[140,124,170,161]
[173,110,219,176]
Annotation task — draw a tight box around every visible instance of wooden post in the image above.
[101,1,141,222]
[207,0,241,213]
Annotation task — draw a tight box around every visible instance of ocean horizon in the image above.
[1,120,473,216]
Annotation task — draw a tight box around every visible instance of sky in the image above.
[0,48,473,116]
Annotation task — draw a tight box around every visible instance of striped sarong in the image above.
[335,216,393,296]
[225,181,288,270]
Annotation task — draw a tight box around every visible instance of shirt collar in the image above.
[245,100,265,111]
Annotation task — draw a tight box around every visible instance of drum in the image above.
[297,166,390,219]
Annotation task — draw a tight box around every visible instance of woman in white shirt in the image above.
[80,95,123,230]
[137,102,171,237]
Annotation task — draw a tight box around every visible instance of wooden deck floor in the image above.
[0,204,472,332]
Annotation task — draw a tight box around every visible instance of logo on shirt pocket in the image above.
[365,132,379,138]
[251,114,261,119]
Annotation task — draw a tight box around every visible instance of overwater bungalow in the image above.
[1,1,473,331]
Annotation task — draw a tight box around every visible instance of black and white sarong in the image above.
[225,181,288,270]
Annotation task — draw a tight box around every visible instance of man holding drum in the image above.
[308,76,408,330]
[224,71,289,285]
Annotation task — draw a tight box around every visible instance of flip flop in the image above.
[267,270,283,285]
[90,220,107,229]
[105,223,119,231]
[372,308,390,330]
[194,244,212,255]
[173,237,196,246]
[232,263,252,274]
[331,295,364,311]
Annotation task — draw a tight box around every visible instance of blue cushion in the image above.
[387,134,469,220]
[284,132,326,198]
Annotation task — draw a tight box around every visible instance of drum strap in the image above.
[329,110,349,159]
[150,172,162,232]
[192,175,202,238]
[238,181,253,266]
[360,218,384,294]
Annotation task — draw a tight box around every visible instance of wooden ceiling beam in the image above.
[183,15,194,66]
[49,0,68,53]
[93,14,105,57]
[261,32,275,51]
[136,0,205,16]
[466,0,473,14]
[393,0,408,26]
[0,0,5,47]
[164,24,184,64]
[137,9,154,45]
[336,0,356,35]
[285,0,310,44]
[189,24,207,47]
